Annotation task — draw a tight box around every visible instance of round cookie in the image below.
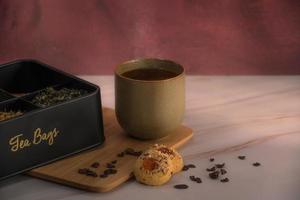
[134,151,173,186]
[147,144,183,173]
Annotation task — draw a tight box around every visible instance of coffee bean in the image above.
[106,163,115,169]
[86,170,97,177]
[182,165,190,171]
[209,171,219,179]
[187,164,196,168]
[215,163,225,168]
[91,162,100,168]
[125,148,137,155]
[111,160,117,164]
[220,178,229,183]
[78,168,88,174]
[124,148,142,157]
[206,166,216,172]
[253,162,261,167]
[220,168,227,175]
[78,168,97,177]
[125,148,135,154]
[103,169,111,175]
[189,176,196,181]
[210,158,215,162]
[189,175,202,183]
[182,164,196,171]
[174,184,189,189]
[195,177,202,183]
[104,168,117,175]
[238,156,246,160]
[99,174,108,178]
[109,169,117,174]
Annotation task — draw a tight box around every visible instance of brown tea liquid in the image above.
[122,68,178,80]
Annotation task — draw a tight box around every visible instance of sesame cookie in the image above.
[133,151,173,186]
[146,144,183,173]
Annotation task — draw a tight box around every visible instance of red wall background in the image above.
[0,0,299,75]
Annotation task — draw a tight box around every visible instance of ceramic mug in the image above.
[115,58,185,139]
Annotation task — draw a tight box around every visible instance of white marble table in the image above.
[1,76,300,200]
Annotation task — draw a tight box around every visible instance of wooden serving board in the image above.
[28,107,193,192]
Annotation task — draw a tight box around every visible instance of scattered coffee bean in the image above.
[253,162,261,167]
[220,178,229,183]
[187,164,196,168]
[99,174,108,178]
[103,169,111,175]
[78,168,97,177]
[106,163,116,169]
[124,148,143,157]
[182,165,189,171]
[190,176,202,183]
[86,170,97,177]
[210,158,215,162]
[215,163,225,168]
[104,168,117,175]
[196,177,202,183]
[174,184,189,189]
[238,156,246,160]
[89,173,98,177]
[189,176,196,181]
[209,171,220,179]
[125,148,135,154]
[109,169,118,174]
[206,166,216,172]
[78,168,88,174]
[220,168,227,175]
[91,162,100,168]
[182,164,196,171]
[111,160,117,164]
[195,177,202,183]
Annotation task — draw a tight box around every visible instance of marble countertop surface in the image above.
[1,76,300,200]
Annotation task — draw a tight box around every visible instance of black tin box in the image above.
[0,60,105,180]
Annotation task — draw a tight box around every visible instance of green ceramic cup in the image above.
[115,58,185,140]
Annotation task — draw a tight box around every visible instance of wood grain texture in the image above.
[28,108,193,192]
[1,76,300,200]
